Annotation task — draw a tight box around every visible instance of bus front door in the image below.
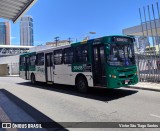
[25,57,29,80]
[93,45,106,86]
[45,53,53,83]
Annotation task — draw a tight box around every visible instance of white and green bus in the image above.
[19,35,138,92]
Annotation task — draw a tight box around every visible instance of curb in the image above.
[126,86,160,92]
[3,75,19,77]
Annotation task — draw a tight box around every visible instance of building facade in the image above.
[0,45,33,57]
[20,16,34,46]
[0,45,33,75]
[46,40,70,47]
[0,22,10,45]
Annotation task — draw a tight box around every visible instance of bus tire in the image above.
[31,74,36,84]
[76,76,88,93]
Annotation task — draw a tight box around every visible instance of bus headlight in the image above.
[111,75,116,78]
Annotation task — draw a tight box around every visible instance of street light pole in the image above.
[89,32,96,34]
[83,32,96,41]
[68,37,72,44]
[76,32,96,42]
[54,36,59,46]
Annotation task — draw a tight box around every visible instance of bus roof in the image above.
[36,44,71,53]
[71,35,134,46]
[20,52,36,57]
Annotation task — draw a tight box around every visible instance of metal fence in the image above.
[137,2,160,83]
[136,54,160,82]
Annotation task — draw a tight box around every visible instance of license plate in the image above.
[125,80,130,84]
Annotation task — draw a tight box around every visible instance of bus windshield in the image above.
[107,44,136,66]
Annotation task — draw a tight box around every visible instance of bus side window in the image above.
[20,56,25,66]
[54,49,63,65]
[36,53,44,66]
[64,47,73,64]
[20,56,22,66]
[30,55,36,66]
[75,45,88,63]
[51,53,55,69]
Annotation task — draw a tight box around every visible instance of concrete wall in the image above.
[0,55,19,75]
[0,64,8,76]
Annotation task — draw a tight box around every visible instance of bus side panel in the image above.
[54,65,94,86]
[54,64,75,85]
[35,66,46,82]
[75,72,93,87]
[20,71,26,80]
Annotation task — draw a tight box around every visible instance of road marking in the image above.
[150,114,160,119]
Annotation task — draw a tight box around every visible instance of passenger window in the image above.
[75,45,88,63]
[54,49,63,65]
[36,53,44,66]
[30,55,36,66]
[64,47,73,64]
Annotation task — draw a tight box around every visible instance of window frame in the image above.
[74,44,89,64]
[30,55,36,66]
[63,47,74,64]
[36,53,44,66]
[20,56,25,66]
[54,49,63,65]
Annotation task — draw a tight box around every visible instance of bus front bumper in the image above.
[107,75,138,89]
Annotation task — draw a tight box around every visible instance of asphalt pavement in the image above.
[0,77,160,131]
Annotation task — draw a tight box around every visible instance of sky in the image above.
[0,0,159,46]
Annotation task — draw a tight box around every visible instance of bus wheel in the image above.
[31,74,36,84]
[76,76,88,93]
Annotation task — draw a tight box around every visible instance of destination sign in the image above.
[112,37,132,43]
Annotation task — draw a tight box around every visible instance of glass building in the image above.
[20,16,34,46]
[0,22,10,45]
